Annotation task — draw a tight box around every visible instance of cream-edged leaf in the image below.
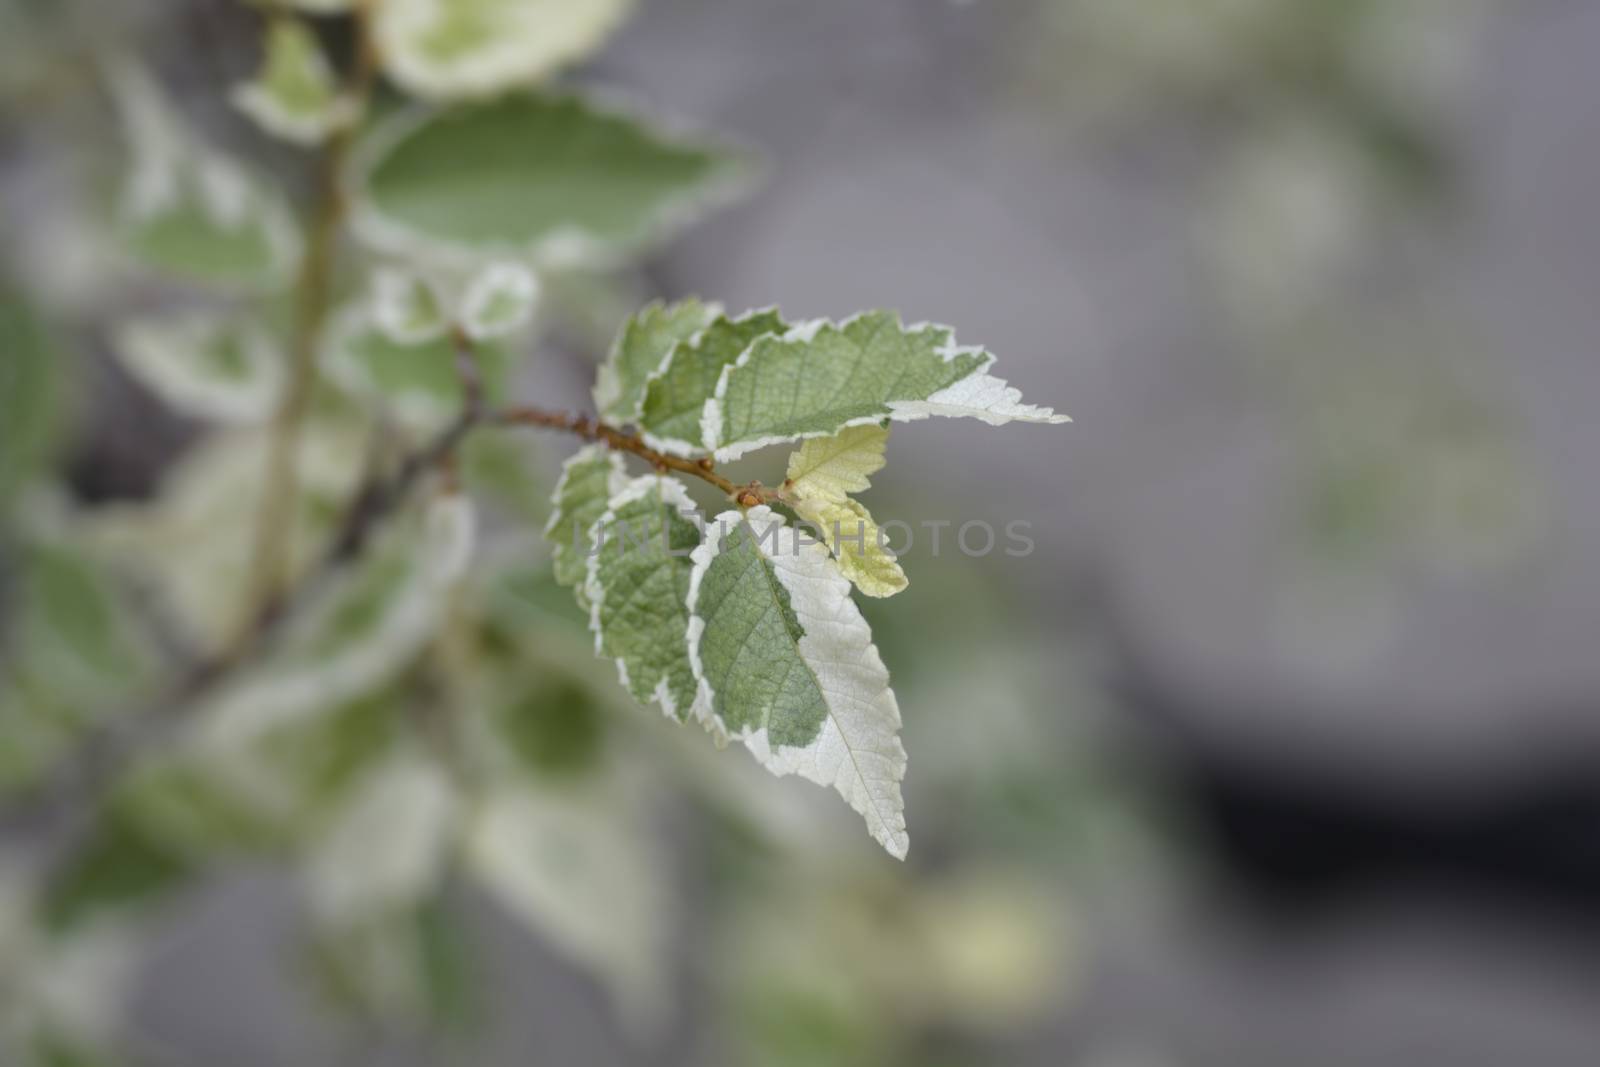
[544,444,628,595]
[197,493,476,748]
[110,63,300,289]
[704,312,1069,462]
[373,0,636,100]
[594,298,719,424]
[467,781,667,1024]
[321,302,511,429]
[304,750,458,923]
[114,312,284,423]
[687,507,908,858]
[583,475,702,722]
[370,266,449,345]
[794,497,907,600]
[231,16,361,147]
[459,261,539,341]
[637,307,785,455]
[352,93,750,268]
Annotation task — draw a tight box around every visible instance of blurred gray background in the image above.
[6,0,1600,1064]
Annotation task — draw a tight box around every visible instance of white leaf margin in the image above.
[346,92,759,271]
[584,473,705,723]
[634,304,784,457]
[685,506,909,859]
[699,315,1071,463]
[114,312,285,424]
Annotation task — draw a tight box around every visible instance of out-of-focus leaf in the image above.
[41,813,191,934]
[0,292,65,512]
[352,93,750,267]
[322,303,512,428]
[459,261,539,341]
[467,779,667,1023]
[373,0,635,100]
[113,312,284,424]
[494,676,605,777]
[304,750,458,924]
[110,63,300,289]
[232,16,361,146]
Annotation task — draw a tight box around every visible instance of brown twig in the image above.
[495,406,785,507]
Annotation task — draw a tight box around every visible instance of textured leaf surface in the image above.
[687,507,908,857]
[593,298,718,424]
[584,476,702,721]
[114,313,283,423]
[637,308,785,454]
[794,497,907,599]
[112,64,299,288]
[373,0,635,100]
[544,445,628,594]
[353,94,747,266]
[785,423,889,502]
[231,16,359,146]
[704,312,1070,461]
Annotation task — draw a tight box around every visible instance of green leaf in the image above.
[372,0,636,100]
[637,307,786,454]
[42,812,192,933]
[543,444,627,594]
[352,93,749,267]
[593,297,719,424]
[110,63,300,289]
[231,16,360,146]
[0,292,65,510]
[322,303,510,427]
[704,311,1070,462]
[687,506,908,858]
[113,312,284,423]
[584,475,702,722]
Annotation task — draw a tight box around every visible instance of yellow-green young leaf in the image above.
[114,312,284,424]
[794,497,907,600]
[352,93,749,268]
[110,63,300,289]
[593,298,720,424]
[784,424,906,598]
[785,423,889,502]
[231,17,360,147]
[687,507,908,858]
[373,0,636,100]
